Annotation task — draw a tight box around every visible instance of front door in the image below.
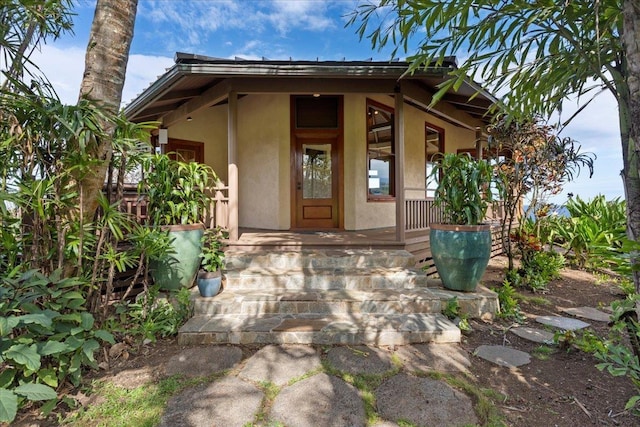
[293,135,340,228]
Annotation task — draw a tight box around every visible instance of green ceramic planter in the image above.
[150,223,204,290]
[430,223,492,292]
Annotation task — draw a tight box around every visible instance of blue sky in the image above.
[37,0,624,205]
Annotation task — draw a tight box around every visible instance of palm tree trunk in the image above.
[77,0,138,222]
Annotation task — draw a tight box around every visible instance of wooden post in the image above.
[475,127,483,160]
[228,91,239,241]
[395,86,406,243]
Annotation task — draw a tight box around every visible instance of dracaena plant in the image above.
[429,152,495,225]
[140,154,218,226]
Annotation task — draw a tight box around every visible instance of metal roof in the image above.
[124,52,498,125]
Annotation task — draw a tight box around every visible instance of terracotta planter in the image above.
[150,223,204,290]
[430,223,492,292]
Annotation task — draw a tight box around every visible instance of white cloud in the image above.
[31,44,85,104]
[122,54,174,106]
[31,44,173,109]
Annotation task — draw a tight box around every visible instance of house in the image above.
[124,53,500,264]
[124,53,502,345]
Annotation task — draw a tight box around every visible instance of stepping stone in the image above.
[238,344,321,386]
[376,373,477,426]
[474,345,531,368]
[159,377,263,427]
[326,345,394,375]
[271,373,365,427]
[395,343,471,373]
[510,326,555,344]
[535,315,590,331]
[165,346,243,378]
[561,307,611,322]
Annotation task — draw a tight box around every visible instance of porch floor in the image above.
[228,227,422,250]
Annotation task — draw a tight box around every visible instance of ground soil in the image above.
[11,256,640,427]
[465,256,639,427]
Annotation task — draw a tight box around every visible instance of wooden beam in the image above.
[163,79,232,127]
[395,86,406,243]
[402,80,487,130]
[227,91,239,241]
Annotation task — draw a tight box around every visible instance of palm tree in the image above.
[77,0,138,222]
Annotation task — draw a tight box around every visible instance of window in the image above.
[295,96,339,128]
[367,100,394,199]
[425,123,444,198]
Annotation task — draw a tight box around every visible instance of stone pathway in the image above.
[113,307,610,426]
[561,306,611,322]
[149,343,477,427]
[510,326,555,344]
[535,315,591,330]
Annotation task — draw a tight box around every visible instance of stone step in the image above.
[223,267,432,291]
[224,249,416,271]
[178,313,461,346]
[192,288,443,316]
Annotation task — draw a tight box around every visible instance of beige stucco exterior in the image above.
[165,92,478,231]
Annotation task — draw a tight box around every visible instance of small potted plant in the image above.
[429,152,496,291]
[139,153,218,290]
[197,227,227,297]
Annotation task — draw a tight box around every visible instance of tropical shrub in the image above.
[493,280,524,322]
[509,223,565,291]
[0,269,115,423]
[545,195,626,269]
[488,115,595,271]
[593,295,640,414]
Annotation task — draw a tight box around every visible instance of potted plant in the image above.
[197,227,227,297]
[429,152,495,291]
[139,153,218,290]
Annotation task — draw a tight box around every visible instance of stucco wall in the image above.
[236,94,290,229]
[167,105,229,184]
[168,92,478,232]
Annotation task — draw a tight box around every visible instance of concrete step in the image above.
[192,288,443,316]
[224,249,416,271]
[223,267,432,291]
[178,313,461,346]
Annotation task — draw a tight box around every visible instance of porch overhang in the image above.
[124,52,498,128]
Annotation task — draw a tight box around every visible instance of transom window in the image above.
[367,99,395,200]
[425,123,444,198]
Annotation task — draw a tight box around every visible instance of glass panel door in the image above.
[303,143,332,199]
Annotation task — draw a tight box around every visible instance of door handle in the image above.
[297,182,302,190]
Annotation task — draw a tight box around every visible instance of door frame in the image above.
[290,95,344,230]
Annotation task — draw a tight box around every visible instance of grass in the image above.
[62,375,207,427]
[421,371,508,427]
[532,345,556,360]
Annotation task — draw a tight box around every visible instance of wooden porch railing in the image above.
[121,186,230,229]
[404,199,506,232]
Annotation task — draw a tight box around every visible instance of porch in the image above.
[123,189,506,271]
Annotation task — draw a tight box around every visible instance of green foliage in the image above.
[429,152,494,225]
[493,280,524,322]
[442,296,471,332]
[347,0,622,120]
[112,287,192,342]
[546,195,626,269]
[200,227,227,272]
[140,154,218,226]
[0,269,114,423]
[592,295,640,414]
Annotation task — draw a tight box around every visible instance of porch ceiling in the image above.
[124,52,498,126]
